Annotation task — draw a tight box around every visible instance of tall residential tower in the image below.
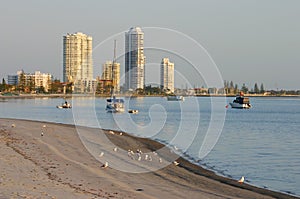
[63,32,93,91]
[125,27,145,91]
[160,58,174,93]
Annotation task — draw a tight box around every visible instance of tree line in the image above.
[223,80,265,94]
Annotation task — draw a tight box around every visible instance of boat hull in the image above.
[167,96,184,101]
[229,102,251,109]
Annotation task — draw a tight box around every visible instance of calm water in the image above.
[0,96,299,196]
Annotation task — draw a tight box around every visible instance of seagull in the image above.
[119,132,123,136]
[173,161,179,166]
[101,162,108,168]
[43,125,47,128]
[11,124,16,128]
[113,147,118,152]
[152,151,157,156]
[109,131,115,135]
[137,156,142,161]
[145,154,149,160]
[41,132,44,136]
[99,152,104,157]
[238,176,245,184]
[159,158,162,163]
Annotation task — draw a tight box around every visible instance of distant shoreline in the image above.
[1,93,299,99]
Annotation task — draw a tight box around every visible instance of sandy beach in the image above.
[0,118,298,199]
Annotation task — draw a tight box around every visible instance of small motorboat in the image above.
[128,109,138,114]
[167,95,184,101]
[57,101,71,109]
[229,93,251,109]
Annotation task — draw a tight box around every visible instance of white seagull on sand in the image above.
[173,161,180,166]
[11,124,16,128]
[238,176,245,183]
[113,147,118,152]
[101,162,108,168]
[99,152,104,157]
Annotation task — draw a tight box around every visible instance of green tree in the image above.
[234,84,239,94]
[28,76,35,93]
[260,83,265,94]
[230,81,234,89]
[241,83,249,93]
[18,72,26,92]
[254,83,259,93]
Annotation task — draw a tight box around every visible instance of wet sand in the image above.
[0,118,298,199]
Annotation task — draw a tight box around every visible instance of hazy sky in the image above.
[0,0,299,90]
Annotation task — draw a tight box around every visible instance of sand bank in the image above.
[0,118,298,199]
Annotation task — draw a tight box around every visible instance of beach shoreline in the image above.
[0,118,298,199]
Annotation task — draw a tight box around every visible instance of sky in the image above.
[0,0,299,90]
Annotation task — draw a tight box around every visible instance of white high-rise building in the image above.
[63,32,93,92]
[160,58,174,93]
[125,27,145,91]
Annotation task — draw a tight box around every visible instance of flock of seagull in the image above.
[98,130,183,170]
[9,124,246,184]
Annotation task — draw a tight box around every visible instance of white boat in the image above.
[105,40,125,113]
[167,95,184,101]
[106,96,125,112]
[57,101,71,109]
[229,94,251,109]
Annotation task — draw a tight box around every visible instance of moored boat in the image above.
[57,101,71,109]
[105,40,125,113]
[128,109,138,114]
[106,96,125,112]
[229,93,251,109]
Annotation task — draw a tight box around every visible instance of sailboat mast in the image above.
[111,40,116,95]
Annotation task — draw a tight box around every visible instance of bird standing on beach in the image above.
[173,161,179,166]
[11,124,16,128]
[113,147,118,152]
[41,132,44,136]
[99,152,104,157]
[238,176,245,184]
[101,162,108,168]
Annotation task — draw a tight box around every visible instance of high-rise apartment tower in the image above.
[63,32,93,85]
[125,27,145,91]
[160,58,174,93]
